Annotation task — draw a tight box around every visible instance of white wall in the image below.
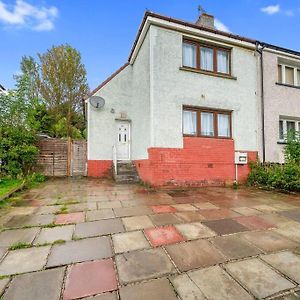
[150,26,258,152]
[88,34,151,160]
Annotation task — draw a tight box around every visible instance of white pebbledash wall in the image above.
[88,34,151,161]
[149,26,258,152]
[88,19,259,165]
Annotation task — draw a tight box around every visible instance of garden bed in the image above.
[0,179,24,201]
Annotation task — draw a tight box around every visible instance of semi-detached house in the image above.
[87,11,300,187]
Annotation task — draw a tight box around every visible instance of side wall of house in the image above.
[87,34,151,177]
[136,26,259,186]
[263,50,300,163]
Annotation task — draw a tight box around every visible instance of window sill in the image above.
[183,135,233,140]
[180,67,237,80]
[277,140,287,145]
[275,82,300,89]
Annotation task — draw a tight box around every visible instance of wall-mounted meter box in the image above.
[235,152,248,165]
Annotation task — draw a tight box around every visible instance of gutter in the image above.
[256,42,266,163]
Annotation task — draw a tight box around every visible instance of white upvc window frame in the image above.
[279,118,300,142]
[278,63,300,87]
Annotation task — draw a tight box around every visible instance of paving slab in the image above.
[225,258,295,298]
[170,273,205,299]
[231,207,261,216]
[261,251,300,283]
[63,259,117,300]
[165,239,225,272]
[0,278,10,296]
[253,204,279,213]
[150,213,182,226]
[202,219,248,235]
[7,206,36,216]
[175,222,216,240]
[144,226,185,247]
[281,210,300,223]
[114,206,152,217]
[193,202,219,210]
[211,235,261,260]
[175,211,205,222]
[115,248,176,284]
[37,205,62,215]
[240,231,299,252]
[3,267,65,300]
[4,214,54,228]
[83,292,118,300]
[151,205,177,213]
[199,209,240,220]
[275,223,300,242]
[189,265,253,300]
[67,203,97,212]
[171,204,197,211]
[272,291,300,300]
[97,201,122,209]
[74,219,124,238]
[0,246,51,276]
[34,225,74,245]
[122,215,154,231]
[86,209,115,221]
[260,214,295,228]
[47,236,112,267]
[55,212,85,225]
[235,215,276,230]
[119,278,178,300]
[0,227,39,247]
[112,231,149,253]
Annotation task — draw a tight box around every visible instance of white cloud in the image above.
[215,19,230,33]
[261,4,280,15]
[0,0,58,31]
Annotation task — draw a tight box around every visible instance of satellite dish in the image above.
[89,96,105,109]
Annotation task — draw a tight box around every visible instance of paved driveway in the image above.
[0,179,300,299]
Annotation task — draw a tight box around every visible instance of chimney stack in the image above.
[196,13,215,29]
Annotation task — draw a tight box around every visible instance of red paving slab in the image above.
[151,205,177,214]
[199,209,240,220]
[144,226,185,247]
[235,216,276,230]
[55,212,85,225]
[63,259,117,300]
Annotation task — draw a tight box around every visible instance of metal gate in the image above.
[36,138,87,177]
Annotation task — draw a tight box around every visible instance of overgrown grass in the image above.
[0,178,23,198]
[9,242,31,250]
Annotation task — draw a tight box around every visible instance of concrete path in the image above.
[0,178,300,299]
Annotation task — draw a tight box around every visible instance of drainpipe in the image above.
[256,42,266,163]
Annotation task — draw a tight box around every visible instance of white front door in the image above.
[116,122,130,160]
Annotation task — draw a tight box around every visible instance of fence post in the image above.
[67,137,71,177]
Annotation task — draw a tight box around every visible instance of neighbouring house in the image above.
[87,11,260,187]
[257,43,300,163]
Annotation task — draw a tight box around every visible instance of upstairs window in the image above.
[183,107,232,138]
[182,43,197,68]
[182,40,231,75]
[278,63,300,87]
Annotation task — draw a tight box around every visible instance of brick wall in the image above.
[135,137,257,187]
[87,160,112,178]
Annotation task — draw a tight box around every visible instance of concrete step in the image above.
[114,161,140,184]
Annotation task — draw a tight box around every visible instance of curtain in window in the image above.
[183,111,197,135]
[183,43,196,68]
[200,47,213,71]
[218,114,230,137]
[201,112,214,136]
[217,50,229,74]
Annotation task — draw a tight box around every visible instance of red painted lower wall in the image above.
[135,137,257,187]
[87,160,112,178]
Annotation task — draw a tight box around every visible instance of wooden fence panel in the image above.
[36,138,86,177]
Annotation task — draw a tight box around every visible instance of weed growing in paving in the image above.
[9,242,31,250]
